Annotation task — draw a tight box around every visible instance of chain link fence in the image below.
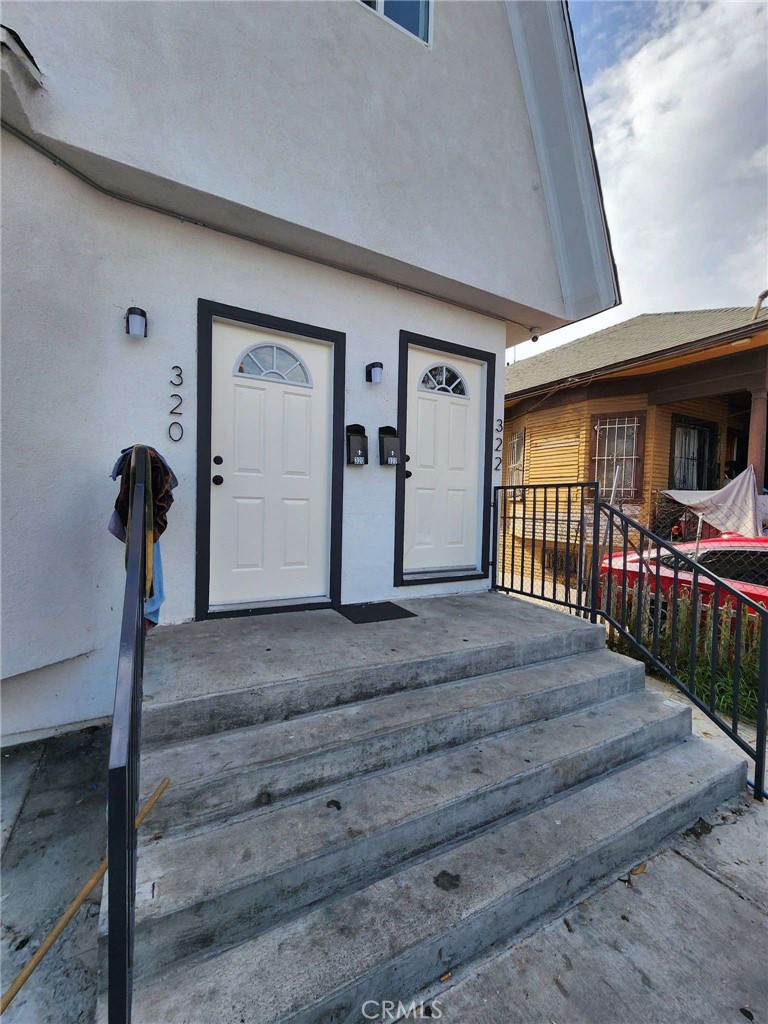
[650,493,768,595]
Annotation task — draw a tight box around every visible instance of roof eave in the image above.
[505,1,620,324]
[505,317,768,401]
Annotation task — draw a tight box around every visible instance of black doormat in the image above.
[337,602,416,624]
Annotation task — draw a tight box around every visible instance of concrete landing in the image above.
[143,592,596,707]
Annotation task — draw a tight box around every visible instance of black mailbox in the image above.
[346,424,368,466]
[379,426,401,466]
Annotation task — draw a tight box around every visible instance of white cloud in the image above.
[512,0,768,363]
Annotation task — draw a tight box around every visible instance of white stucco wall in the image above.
[1,134,506,743]
[2,0,565,326]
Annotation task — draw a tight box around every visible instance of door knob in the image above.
[212,475,224,485]
[213,455,224,465]
[405,470,412,479]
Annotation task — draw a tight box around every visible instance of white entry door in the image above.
[403,346,485,574]
[209,320,333,608]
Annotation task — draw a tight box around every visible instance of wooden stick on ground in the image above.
[0,777,170,1016]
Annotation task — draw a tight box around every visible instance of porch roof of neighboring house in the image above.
[505,306,768,400]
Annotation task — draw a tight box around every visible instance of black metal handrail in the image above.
[107,445,148,1024]
[492,482,767,801]
[597,499,767,800]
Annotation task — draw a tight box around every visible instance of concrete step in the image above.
[141,607,605,749]
[140,648,643,835]
[129,738,746,1024]
[129,690,690,978]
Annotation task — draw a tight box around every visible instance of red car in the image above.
[600,534,768,611]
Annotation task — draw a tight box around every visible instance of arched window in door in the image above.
[234,344,312,388]
[418,364,468,397]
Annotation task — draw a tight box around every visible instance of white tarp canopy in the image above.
[662,465,765,539]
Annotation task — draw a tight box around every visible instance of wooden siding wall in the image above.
[504,393,730,528]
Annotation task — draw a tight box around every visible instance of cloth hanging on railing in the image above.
[109,445,178,543]
[662,465,761,539]
[109,445,177,615]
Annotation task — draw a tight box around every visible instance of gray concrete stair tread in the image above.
[133,691,689,941]
[143,593,599,707]
[142,602,605,750]
[141,649,640,795]
[130,738,745,1024]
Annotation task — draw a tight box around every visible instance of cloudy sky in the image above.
[512,0,768,362]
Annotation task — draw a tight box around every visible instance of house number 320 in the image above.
[169,366,183,442]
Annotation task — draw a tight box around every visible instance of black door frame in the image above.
[394,329,496,587]
[195,299,346,620]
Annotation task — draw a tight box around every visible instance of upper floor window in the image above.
[360,0,431,42]
[591,413,645,500]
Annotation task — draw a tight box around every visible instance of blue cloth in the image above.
[108,508,126,542]
[144,543,164,625]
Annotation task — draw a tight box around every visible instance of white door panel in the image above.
[233,385,266,473]
[404,347,484,574]
[209,321,332,607]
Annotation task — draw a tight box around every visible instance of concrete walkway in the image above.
[1,727,109,1024]
[436,796,766,1024]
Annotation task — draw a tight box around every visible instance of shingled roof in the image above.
[505,306,768,398]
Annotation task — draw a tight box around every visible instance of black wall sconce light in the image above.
[125,306,148,338]
[365,361,383,384]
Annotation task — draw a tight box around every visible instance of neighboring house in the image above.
[0,1,618,743]
[503,306,768,537]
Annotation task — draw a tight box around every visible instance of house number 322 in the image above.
[169,366,183,442]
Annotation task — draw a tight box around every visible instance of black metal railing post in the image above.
[755,619,767,800]
[491,492,499,589]
[590,482,601,623]
[107,445,148,1024]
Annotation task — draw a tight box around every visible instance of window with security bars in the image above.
[591,413,645,499]
[505,429,524,486]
